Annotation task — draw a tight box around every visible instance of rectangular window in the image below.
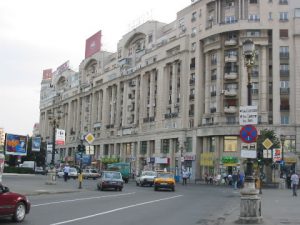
[269,12,272,20]
[280,80,289,88]
[295,9,300,17]
[279,12,288,21]
[281,115,289,124]
[140,141,147,154]
[246,30,261,37]
[161,139,169,153]
[224,136,237,152]
[280,29,288,38]
[225,16,237,24]
[279,0,288,5]
[208,137,216,152]
[186,137,192,152]
[250,0,258,3]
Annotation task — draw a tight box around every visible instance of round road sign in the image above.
[240,125,257,143]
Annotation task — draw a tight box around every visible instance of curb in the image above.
[23,189,80,196]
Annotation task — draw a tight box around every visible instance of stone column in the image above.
[260,46,268,123]
[149,70,155,118]
[204,54,210,113]
[171,62,177,112]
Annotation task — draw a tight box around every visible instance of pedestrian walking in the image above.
[182,169,189,185]
[63,164,70,182]
[232,171,238,190]
[290,171,299,196]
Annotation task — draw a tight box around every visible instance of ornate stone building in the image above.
[39,0,300,180]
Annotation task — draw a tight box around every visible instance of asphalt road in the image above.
[1,176,240,225]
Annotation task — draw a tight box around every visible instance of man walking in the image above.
[290,171,299,196]
[182,169,189,185]
[63,164,70,182]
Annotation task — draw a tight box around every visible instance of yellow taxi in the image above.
[154,172,175,191]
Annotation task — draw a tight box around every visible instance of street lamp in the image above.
[238,40,262,224]
[45,107,62,185]
[48,108,62,166]
[280,135,285,168]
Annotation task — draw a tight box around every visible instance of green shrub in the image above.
[4,167,34,174]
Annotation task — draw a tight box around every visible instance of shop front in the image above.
[220,156,240,175]
[200,152,215,178]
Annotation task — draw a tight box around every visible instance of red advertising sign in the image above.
[42,69,53,80]
[85,30,101,58]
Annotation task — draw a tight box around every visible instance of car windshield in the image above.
[142,171,156,176]
[91,170,98,173]
[104,172,121,179]
[69,168,76,172]
[157,173,173,178]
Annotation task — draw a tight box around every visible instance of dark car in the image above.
[0,184,31,222]
[97,171,123,191]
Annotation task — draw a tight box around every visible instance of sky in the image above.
[0,0,189,136]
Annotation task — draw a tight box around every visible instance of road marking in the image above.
[50,195,183,225]
[32,192,136,207]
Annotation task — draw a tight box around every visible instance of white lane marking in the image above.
[50,195,183,225]
[32,192,135,207]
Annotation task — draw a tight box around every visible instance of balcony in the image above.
[189,94,195,101]
[224,106,237,114]
[224,72,237,80]
[165,112,179,119]
[143,117,155,123]
[106,124,114,129]
[280,105,290,111]
[210,107,216,113]
[280,88,290,95]
[224,55,237,62]
[224,39,237,46]
[280,70,289,77]
[224,89,237,97]
[190,79,195,85]
[280,52,289,59]
[211,91,216,97]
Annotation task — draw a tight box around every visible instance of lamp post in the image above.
[280,135,285,169]
[238,39,262,224]
[45,107,62,185]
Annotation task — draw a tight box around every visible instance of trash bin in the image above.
[175,175,180,183]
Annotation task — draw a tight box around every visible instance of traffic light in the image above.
[77,144,86,153]
[257,149,263,163]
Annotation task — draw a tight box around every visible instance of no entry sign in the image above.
[240,125,257,143]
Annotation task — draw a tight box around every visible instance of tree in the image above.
[256,129,281,183]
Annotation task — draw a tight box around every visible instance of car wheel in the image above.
[136,182,139,186]
[119,187,122,191]
[12,202,26,222]
[97,185,100,190]
[154,186,158,191]
[172,187,175,192]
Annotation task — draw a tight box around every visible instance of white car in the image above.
[136,171,157,187]
[57,167,78,179]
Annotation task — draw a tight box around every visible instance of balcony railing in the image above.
[165,112,179,119]
[224,39,237,46]
[280,70,289,76]
[224,55,238,62]
[224,89,237,96]
[224,72,237,80]
[280,105,290,111]
[280,88,290,94]
[280,52,289,59]
[224,106,237,114]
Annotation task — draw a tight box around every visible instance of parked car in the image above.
[0,184,31,222]
[136,171,157,186]
[97,171,123,191]
[34,166,47,175]
[82,169,100,180]
[154,172,175,191]
[57,167,78,179]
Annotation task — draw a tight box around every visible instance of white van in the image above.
[20,161,36,170]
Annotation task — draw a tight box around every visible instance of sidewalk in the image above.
[2,173,82,196]
[222,188,300,225]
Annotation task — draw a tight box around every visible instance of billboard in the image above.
[85,30,101,58]
[5,134,28,156]
[32,137,41,152]
[42,69,53,80]
[55,129,65,145]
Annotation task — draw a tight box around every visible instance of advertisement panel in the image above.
[85,30,102,58]
[75,153,91,166]
[5,134,28,156]
[32,137,41,152]
[273,148,282,162]
[55,129,65,145]
[42,68,53,80]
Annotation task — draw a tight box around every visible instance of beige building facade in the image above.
[39,0,300,180]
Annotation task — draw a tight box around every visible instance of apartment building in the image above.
[39,0,300,180]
